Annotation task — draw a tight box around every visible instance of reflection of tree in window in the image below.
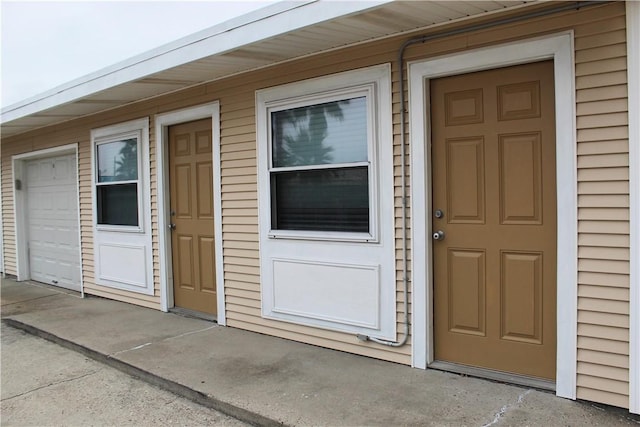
[96,138,139,226]
[270,97,370,233]
[273,100,351,167]
[115,140,137,180]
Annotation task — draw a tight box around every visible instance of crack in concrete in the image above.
[1,369,102,401]
[482,389,532,427]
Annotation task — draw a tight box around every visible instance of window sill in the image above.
[268,230,377,243]
[96,224,144,234]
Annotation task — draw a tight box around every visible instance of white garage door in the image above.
[26,154,80,291]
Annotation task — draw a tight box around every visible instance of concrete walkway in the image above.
[2,277,638,426]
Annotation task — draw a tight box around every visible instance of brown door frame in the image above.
[155,102,226,324]
[408,33,578,398]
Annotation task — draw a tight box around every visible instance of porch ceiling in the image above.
[1,0,536,138]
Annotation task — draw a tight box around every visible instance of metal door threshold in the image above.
[429,361,555,392]
[170,307,217,323]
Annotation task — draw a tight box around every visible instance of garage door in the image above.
[26,154,81,291]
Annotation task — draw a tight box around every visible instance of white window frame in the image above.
[90,118,154,295]
[93,130,144,232]
[257,64,396,340]
[258,70,384,243]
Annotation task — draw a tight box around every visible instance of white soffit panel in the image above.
[1,1,533,138]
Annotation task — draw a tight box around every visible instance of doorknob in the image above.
[433,230,445,241]
[168,223,176,230]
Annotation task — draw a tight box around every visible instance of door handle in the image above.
[433,230,445,241]
[168,223,176,230]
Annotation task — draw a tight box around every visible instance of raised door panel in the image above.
[198,236,216,293]
[176,235,195,290]
[175,164,192,219]
[447,249,486,336]
[499,132,542,224]
[445,88,484,126]
[500,251,543,344]
[497,81,541,121]
[197,162,214,220]
[446,137,485,224]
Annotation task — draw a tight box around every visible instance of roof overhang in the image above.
[1,0,540,138]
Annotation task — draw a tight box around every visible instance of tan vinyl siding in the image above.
[1,157,15,274]
[573,2,630,408]
[0,2,631,409]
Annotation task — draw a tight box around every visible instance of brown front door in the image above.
[431,61,556,380]
[169,118,217,316]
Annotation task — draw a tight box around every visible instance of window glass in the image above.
[271,97,367,167]
[271,166,369,232]
[96,137,139,227]
[97,138,138,182]
[97,183,139,226]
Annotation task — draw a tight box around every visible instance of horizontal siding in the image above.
[83,284,160,309]
[1,155,15,274]
[577,385,630,409]
[0,1,631,410]
[573,2,630,408]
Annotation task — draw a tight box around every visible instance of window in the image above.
[259,68,387,242]
[92,121,146,231]
[257,64,397,338]
[270,96,371,233]
[91,118,153,295]
[95,138,140,226]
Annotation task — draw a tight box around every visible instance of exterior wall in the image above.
[574,5,631,408]
[1,109,163,309]
[0,2,631,408]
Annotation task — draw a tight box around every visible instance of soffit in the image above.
[1,0,535,138]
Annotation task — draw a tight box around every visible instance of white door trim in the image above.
[409,32,578,399]
[626,0,640,415]
[12,143,84,295]
[154,102,225,325]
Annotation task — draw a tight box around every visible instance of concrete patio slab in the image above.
[2,277,638,426]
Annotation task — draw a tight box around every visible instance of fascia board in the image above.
[1,0,390,124]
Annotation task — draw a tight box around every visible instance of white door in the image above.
[26,154,80,291]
